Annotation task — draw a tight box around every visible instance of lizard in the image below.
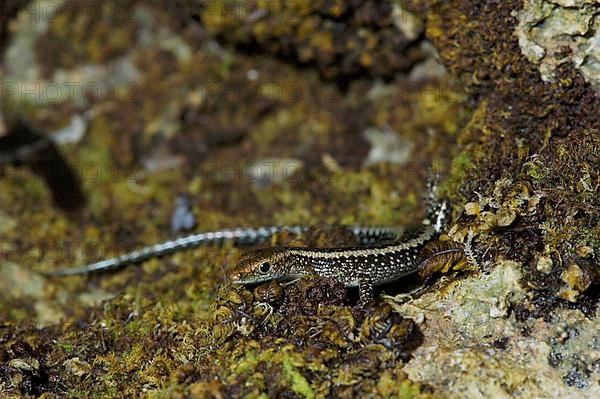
[228,192,448,303]
[49,177,448,303]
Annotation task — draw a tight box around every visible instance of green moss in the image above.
[522,159,548,182]
[397,379,427,399]
[1,0,597,397]
[235,350,259,376]
[282,354,315,399]
[199,0,426,81]
[446,151,473,197]
[426,0,599,310]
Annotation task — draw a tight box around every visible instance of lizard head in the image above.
[229,248,306,284]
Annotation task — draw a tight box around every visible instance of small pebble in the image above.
[171,195,196,232]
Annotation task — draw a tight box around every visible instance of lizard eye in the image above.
[259,262,271,274]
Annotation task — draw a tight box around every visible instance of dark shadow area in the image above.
[0,119,85,211]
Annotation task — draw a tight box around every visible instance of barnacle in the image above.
[558,264,593,303]
[496,208,516,227]
[361,303,391,340]
[417,240,468,278]
[222,288,254,307]
[252,302,274,321]
[213,306,234,323]
[303,347,338,371]
[360,303,418,354]
[63,357,92,377]
[7,358,40,372]
[281,276,347,316]
[335,347,382,386]
[233,317,255,337]
[464,202,480,216]
[317,306,357,347]
[253,281,284,306]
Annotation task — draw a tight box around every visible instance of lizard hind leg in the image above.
[358,278,375,304]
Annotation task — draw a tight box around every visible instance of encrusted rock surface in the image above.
[0,1,597,397]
